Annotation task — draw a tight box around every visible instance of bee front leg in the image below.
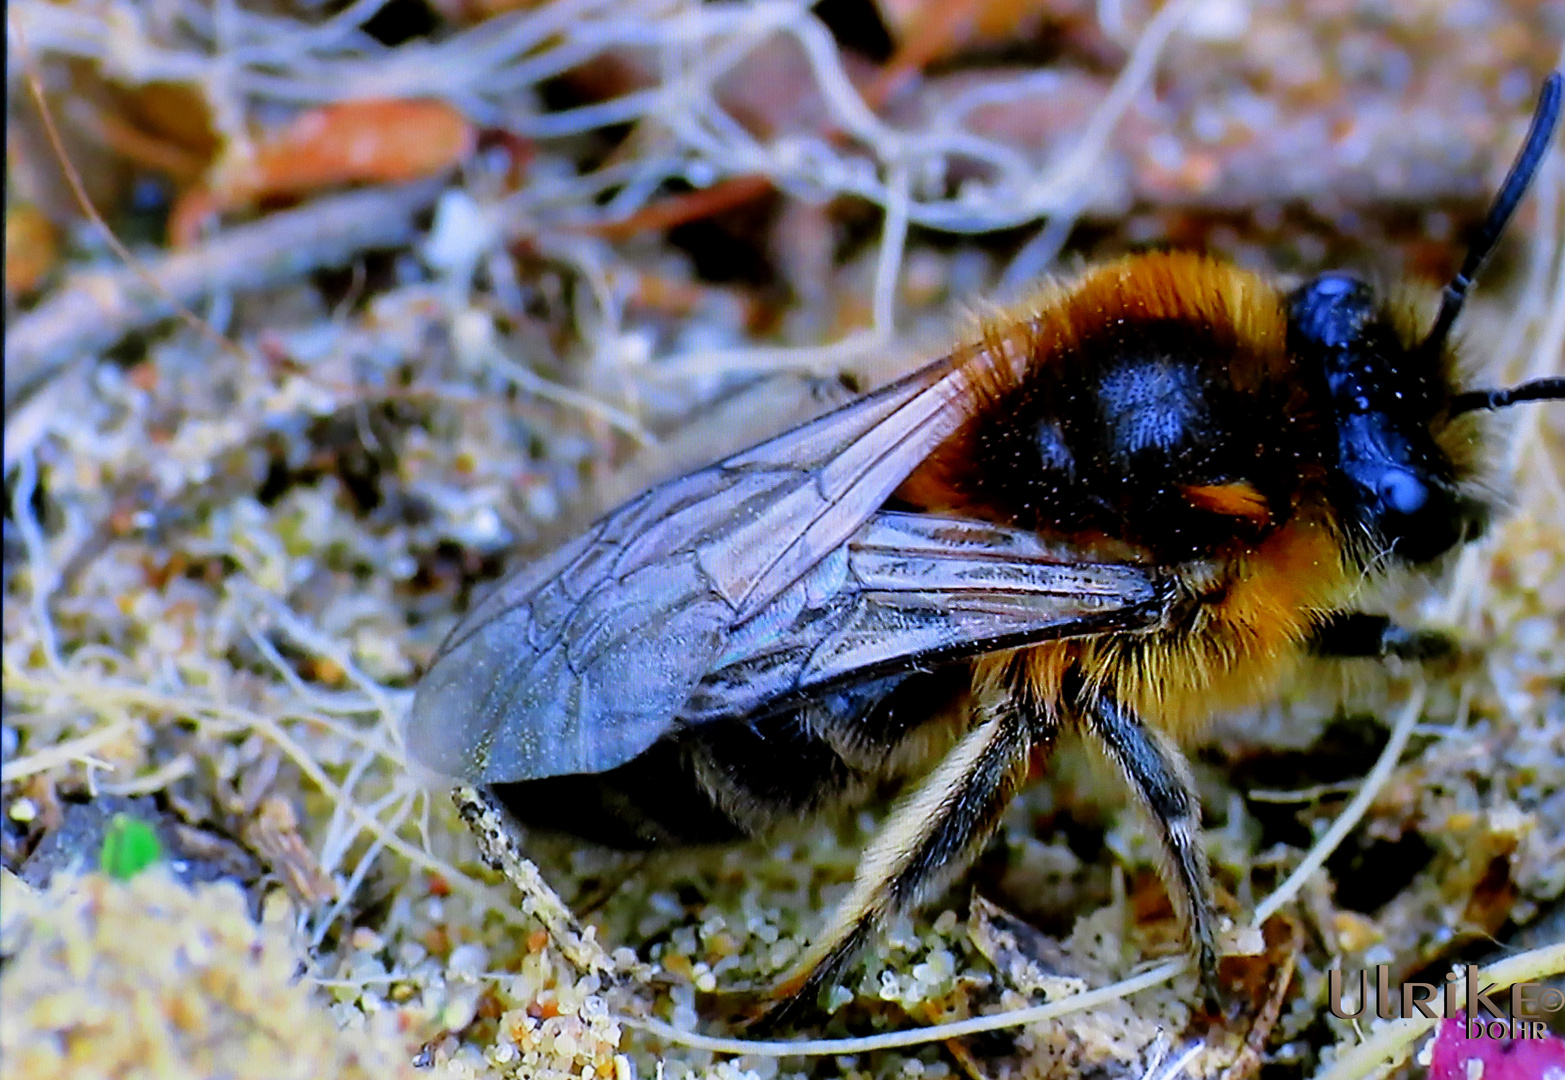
[1080,696,1222,1009]
[1308,612,1455,661]
[758,700,1036,1029]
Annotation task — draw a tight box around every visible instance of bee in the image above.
[404,73,1564,1020]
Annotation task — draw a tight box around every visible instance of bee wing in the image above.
[680,512,1165,724]
[405,357,977,783]
[406,354,1157,784]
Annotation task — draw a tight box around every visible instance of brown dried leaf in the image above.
[121,82,220,161]
[867,0,1093,108]
[241,795,337,906]
[876,0,1087,42]
[4,205,59,298]
[171,100,475,246]
[1219,916,1303,1080]
[967,893,1086,998]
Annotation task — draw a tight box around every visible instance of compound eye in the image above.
[1377,469,1428,516]
[1371,470,1470,563]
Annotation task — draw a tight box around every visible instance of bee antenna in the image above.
[1449,376,1565,416]
[1422,71,1564,358]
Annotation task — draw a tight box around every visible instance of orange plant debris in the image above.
[5,204,59,297]
[171,99,476,246]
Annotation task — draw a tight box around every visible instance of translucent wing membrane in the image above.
[403,355,1166,783]
[682,513,1166,724]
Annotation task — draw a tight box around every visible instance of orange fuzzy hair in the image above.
[903,252,1365,741]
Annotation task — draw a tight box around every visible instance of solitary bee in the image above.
[405,74,1564,1019]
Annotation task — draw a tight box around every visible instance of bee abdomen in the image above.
[489,734,752,848]
[488,676,904,848]
[490,669,968,848]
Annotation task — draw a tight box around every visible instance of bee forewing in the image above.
[404,355,986,783]
[682,512,1166,723]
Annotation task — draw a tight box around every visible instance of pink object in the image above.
[1428,1014,1565,1080]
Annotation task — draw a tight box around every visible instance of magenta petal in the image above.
[1429,1013,1565,1080]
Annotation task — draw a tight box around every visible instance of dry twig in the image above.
[5,180,444,413]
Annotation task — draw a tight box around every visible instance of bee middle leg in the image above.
[1080,693,1222,1007]
[758,698,1038,1028]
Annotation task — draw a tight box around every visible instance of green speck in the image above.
[100,814,162,879]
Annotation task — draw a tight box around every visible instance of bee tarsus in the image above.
[1084,691,1222,1011]
[1309,613,1457,662]
[451,783,618,982]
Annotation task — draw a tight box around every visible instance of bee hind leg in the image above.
[755,701,1036,1030]
[451,784,618,980]
[1080,696,1223,1010]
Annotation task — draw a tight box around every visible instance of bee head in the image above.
[1287,273,1484,563]
[1290,72,1563,566]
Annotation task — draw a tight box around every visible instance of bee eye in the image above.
[1377,470,1428,516]
[1368,468,1472,563]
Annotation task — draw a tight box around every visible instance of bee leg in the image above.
[1081,696,1222,1010]
[1309,612,1455,661]
[756,701,1035,1029]
[451,784,617,981]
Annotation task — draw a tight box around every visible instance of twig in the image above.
[584,175,774,240]
[4,180,445,415]
[1250,682,1427,927]
[0,720,136,783]
[621,958,1186,1056]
